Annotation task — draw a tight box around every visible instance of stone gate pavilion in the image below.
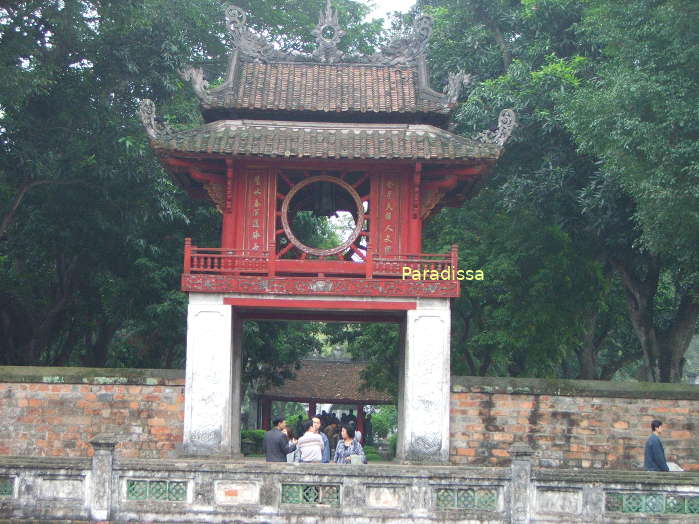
[140,2,514,462]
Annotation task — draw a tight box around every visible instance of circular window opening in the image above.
[321,25,336,41]
[281,175,365,257]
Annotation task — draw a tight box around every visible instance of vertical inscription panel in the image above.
[375,174,403,256]
[242,169,273,251]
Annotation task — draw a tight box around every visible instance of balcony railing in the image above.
[183,238,458,280]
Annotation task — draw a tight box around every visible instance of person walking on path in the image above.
[296,420,324,463]
[644,419,670,472]
[263,417,296,462]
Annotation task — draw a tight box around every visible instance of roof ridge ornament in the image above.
[312,0,345,63]
[475,109,517,146]
[371,15,433,66]
[445,71,473,105]
[225,4,285,63]
[139,99,171,140]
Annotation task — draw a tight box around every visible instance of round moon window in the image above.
[281,175,365,257]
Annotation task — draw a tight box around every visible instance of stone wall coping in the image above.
[451,375,699,400]
[533,468,699,485]
[0,456,91,470]
[0,365,185,385]
[114,458,510,479]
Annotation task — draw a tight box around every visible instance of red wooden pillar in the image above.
[308,402,317,420]
[261,398,272,430]
[356,404,366,445]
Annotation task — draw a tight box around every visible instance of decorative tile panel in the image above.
[0,477,13,497]
[605,492,699,514]
[281,484,340,506]
[126,479,187,502]
[435,487,499,511]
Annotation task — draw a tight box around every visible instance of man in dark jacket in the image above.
[644,419,670,472]
[263,417,296,462]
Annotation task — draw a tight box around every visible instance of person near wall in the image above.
[263,417,296,462]
[284,428,300,463]
[644,419,670,472]
[296,419,324,463]
[349,420,362,444]
[334,424,367,464]
[312,416,330,463]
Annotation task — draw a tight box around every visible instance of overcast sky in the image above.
[366,0,416,21]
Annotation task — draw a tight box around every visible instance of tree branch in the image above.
[0,179,94,240]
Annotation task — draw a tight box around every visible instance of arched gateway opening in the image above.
[140,3,513,464]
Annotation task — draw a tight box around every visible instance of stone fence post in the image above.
[89,433,119,521]
[510,443,534,524]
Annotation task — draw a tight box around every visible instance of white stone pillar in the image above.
[183,293,240,456]
[397,298,451,463]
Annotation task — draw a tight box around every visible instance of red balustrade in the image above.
[183,239,458,280]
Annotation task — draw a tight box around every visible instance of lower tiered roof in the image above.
[149,120,502,162]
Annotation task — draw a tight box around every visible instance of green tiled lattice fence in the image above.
[435,487,498,511]
[0,477,13,497]
[126,479,187,501]
[606,492,699,514]
[281,484,340,506]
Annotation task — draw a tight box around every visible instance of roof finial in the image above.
[224,5,284,63]
[475,109,518,147]
[312,0,345,63]
[139,99,171,140]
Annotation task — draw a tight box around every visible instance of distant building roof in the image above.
[258,359,393,404]
[149,119,502,161]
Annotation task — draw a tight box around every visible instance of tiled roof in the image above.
[152,120,501,161]
[205,61,450,115]
[258,360,393,404]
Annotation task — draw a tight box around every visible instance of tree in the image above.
[419,0,697,382]
[0,0,384,370]
[560,0,699,381]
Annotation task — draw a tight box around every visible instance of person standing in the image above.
[262,417,296,462]
[644,419,670,472]
[334,425,367,464]
[312,416,330,463]
[296,420,324,463]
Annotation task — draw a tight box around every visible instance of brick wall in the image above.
[450,376,699,471]
[0,366,184,459]
[4,366,698,470]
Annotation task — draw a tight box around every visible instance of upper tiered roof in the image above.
[180,2,468,127]
[139,3,516,175]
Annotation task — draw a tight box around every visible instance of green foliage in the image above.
[240,429,265,455]
[387,433,397,456]
[322,323,400,397]
[370,405,397,439]
[242,321,323,395]
[0,0,383,376]
[289,211,342,251]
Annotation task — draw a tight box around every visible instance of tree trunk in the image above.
[577,310,600,379]
[613,257,660,381]
[657,291,699,382]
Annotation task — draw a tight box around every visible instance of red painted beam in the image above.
[237,311,403,323]
[224,298,416,311]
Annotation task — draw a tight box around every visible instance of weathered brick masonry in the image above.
[0,366,184,459]
[2,367,698,471]
[450,376,699,471]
